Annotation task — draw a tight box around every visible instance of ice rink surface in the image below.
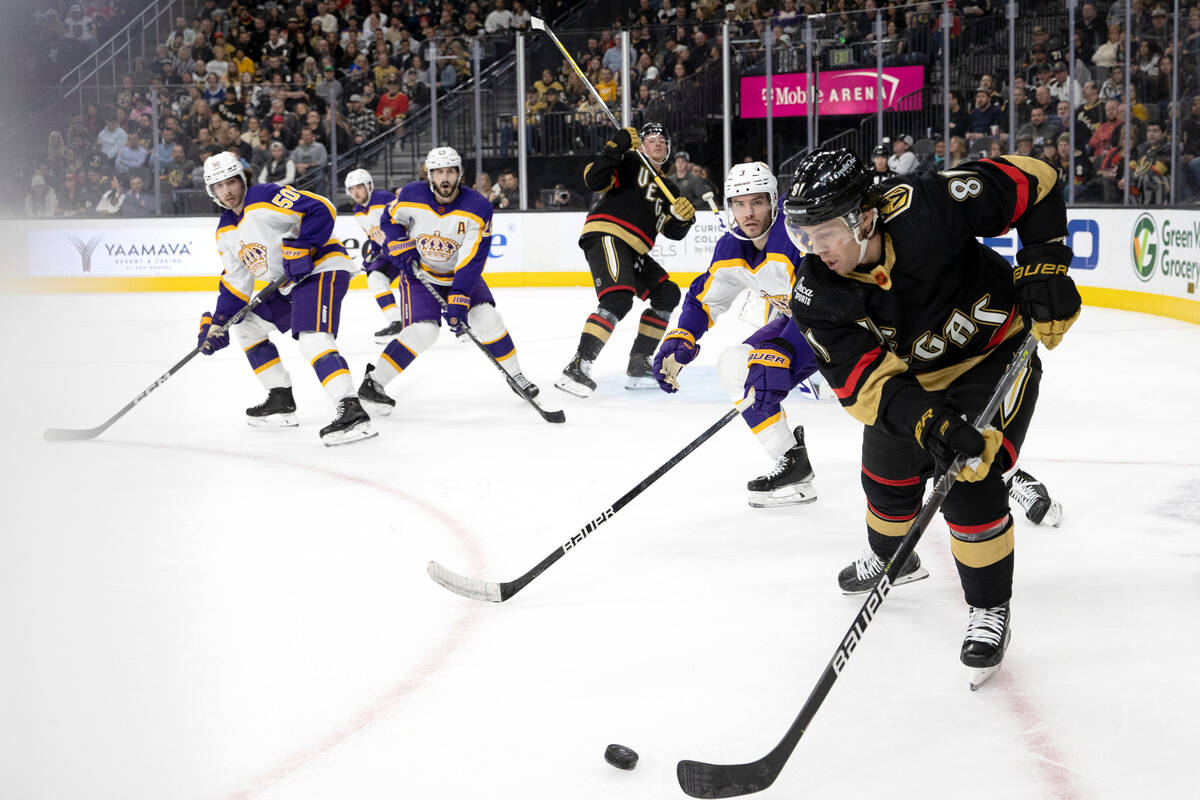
[2,287,1198,799]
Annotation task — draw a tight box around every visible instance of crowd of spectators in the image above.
[15,0,1200,216]
[18,0,571,217]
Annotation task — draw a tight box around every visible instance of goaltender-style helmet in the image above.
[722,161,778,238]
[425,146,462,196]
[203,151,247,208]
[783,148,873,227]
[344,167,374,197]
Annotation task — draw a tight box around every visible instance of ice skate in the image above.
[320,396,377,446]
[838,548,929,594]
[554,352,596,398]
[374,320,405,343]
[245,386,298,427]
[624,353,657,390]
[506,371,540,399]
[962,603,1011,691]
[356,364,395,416]
[747,426,818,508]
[1006,469,1063,527]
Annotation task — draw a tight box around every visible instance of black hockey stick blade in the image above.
[676,334,1039,798]
[427,402,748,602]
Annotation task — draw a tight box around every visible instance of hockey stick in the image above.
[410,269,565,424]
[428,394,755,602]
[43,277,290,442]
[529,16,679,206]
[677,332,1040,798]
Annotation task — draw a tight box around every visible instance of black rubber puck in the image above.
[604,743,639,770]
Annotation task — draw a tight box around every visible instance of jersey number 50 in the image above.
[271,186,302,210]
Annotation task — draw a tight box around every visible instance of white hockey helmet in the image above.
[203,151,247,208]
[723,161,778,239]
[425,145,462,197]
[344,167,374,196]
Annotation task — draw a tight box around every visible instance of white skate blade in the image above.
[969,664,1003,691]
[624,375,657,390]
[1039,500,1064,528]
[321,422,378,447]
[841,565,929,595]
[554,374,594,398]
[748,480,818,508]
[246,414,298,428]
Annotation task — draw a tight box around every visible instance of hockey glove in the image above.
[197,311,231,354]
[603,126,641,158]
[915,401,1004,482]
[653,329,701,393]
[443,293,471,334]
[281,241,315,282]
[1013,242,1081,350]
[670,196,696,222]
[744,337,795,413]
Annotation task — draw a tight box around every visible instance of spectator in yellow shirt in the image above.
[596,67,618,104]
[534,69,564,99]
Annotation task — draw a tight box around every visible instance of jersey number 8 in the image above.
[271,186,302,209]
[947,176,983,201]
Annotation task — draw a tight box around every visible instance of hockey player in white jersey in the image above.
[651,162,825,507]
[197,152,375,445]
[346,168,407,342]
[356,147,539,413]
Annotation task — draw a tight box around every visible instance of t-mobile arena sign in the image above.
[739,66,925,118]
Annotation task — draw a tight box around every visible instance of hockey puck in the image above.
[604,743,638,770]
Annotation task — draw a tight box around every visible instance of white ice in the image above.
[2,288,1198,799]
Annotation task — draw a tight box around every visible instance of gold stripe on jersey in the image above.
[296,189,337,219]
[221,274,248,301]
[390,201,485,229]
[998,156,1059,204]
[580,220,650,254]
[950,523,1014,568]
[913,317,1025,392]
[844,349,909,426]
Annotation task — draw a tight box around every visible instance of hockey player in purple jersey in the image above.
[346,168,408,343]
[196,152,375,445]
[356,147,539,413]
[652,162,824,507]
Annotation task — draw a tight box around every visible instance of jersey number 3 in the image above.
[271,186,302,210]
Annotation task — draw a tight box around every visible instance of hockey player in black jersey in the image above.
[555,122,696,396]
[777,148,1080,687]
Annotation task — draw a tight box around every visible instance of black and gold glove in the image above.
[603,126,641,158]
[915,401,1003,482]
[670,196,696,221]
[1013,242,1081,350]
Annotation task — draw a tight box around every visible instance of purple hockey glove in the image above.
[197,311,230,354]
[281,241,315,282]
[443,293,470,334]
[653,328,701,393]
[744,337,794,413]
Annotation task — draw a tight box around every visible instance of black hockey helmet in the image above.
[638,121,671,165]
[783,148,873,227]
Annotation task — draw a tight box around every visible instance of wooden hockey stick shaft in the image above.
[529,16,679,205]
[677,332,1040,798]
[43,277,290,441]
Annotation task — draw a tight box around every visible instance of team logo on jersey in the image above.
[238,240,270,277]
[1131,213,1157,282]
[878,185,912,219]
[415,230,460,262]
[762,290,793,316]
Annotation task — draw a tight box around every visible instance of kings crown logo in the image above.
[416,230,460,262]
[238,240,270,277]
